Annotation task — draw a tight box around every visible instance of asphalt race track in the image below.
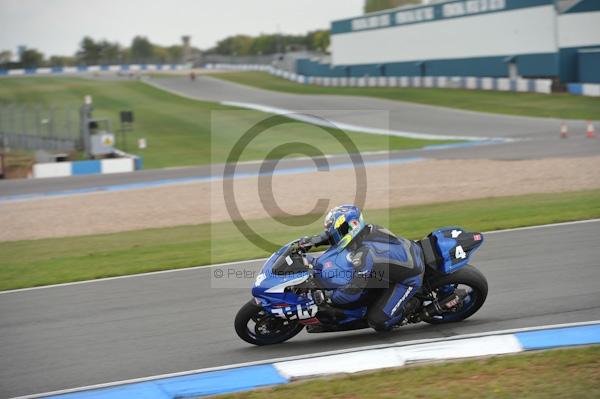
[1,75,599,198]
[1,221,600,398]
[153,75,562,139]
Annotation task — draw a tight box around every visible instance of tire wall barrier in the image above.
[207,63,555,94]
[0,64,186,76]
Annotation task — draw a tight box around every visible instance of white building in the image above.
[297,0,600,83]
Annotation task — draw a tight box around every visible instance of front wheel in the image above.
[422,265,488,324]
[234,300,305,346]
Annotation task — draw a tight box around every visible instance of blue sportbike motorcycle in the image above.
[235,227,487,345]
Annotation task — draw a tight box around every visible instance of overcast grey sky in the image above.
[0,0,364,56]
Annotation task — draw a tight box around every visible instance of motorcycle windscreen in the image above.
[421,227,484,274]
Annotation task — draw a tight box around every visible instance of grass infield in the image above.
[0,189,599,291]
[0,77,452,169]
[219,346,600,399]
[211,72,600,121]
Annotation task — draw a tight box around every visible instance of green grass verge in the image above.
[1,189,599,291]
[212,72,600,120]
[0,77,453,169]
[218,346,600,399]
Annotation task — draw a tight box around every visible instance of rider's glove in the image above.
[299,232,331,251]
[298,236,314,251]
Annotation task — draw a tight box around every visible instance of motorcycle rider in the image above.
[298,205,425,331]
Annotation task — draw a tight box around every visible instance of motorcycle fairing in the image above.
[252,242,315,320]
[421,227,484,274]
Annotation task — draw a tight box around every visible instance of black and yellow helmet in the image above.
[324,205,366,247]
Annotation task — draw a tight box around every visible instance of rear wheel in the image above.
[234,300,305,346]
[422,265,488,324]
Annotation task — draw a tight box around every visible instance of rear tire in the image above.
[423,265,488,324]
[234,300,305,346]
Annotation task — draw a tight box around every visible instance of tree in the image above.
[48,55,75,67]
[119,47,132,64]
[250,35,278,55]
[0,50,12,64]
[213,35,254,56]
[97,40,121,64]
[76,37,122,65]
[20,48,44,68]
[207,32,320,56]
[307,30,330,53]
[0,50,12,70]
[130,36,153,63]
[165,46,183,63]
[77,36,101,65]
[364,0,421,13]
[153,46,169,63]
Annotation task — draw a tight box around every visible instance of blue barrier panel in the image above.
[100,65,110,71]
[134,156,143,170]
[25,68,37,75]
[51,66,64,73]
[515,324,600,350]
[77,65,88,72]
[567,83,584,95]
[71,160,101,176]
[47,365,288,399]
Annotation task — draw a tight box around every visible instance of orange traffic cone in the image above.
[560,122,568,138]
[586,121,596,138]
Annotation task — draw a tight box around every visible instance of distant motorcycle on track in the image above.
[235,227,487,346]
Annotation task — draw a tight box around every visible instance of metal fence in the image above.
[0,103,82,152]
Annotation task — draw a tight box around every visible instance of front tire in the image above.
[423,265,488,324]
[235,300,305,346]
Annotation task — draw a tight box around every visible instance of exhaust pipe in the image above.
[420,289,467,319]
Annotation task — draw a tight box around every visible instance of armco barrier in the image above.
[32,157,141,179]
[207,63,553,94]
[25,321,600,399]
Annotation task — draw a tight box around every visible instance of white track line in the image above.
[221,100,502,142]
[483,218,600,234]
[12,319,600,399]
[1,218,598,295]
